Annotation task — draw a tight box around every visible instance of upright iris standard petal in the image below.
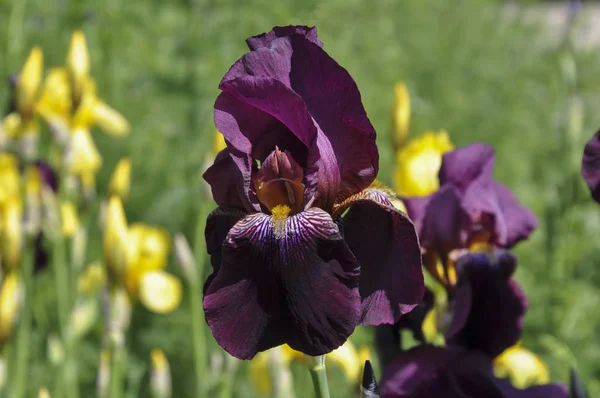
[286,34,378,207]
[461,179,538,248]
[379,345,568,398]
[335,189,423,325]
[246,25,323,50]
[204,208,361,359]
[445,251,527,357]
[218,27,377,211]
[582,130,600,203]
[438,143,495,189]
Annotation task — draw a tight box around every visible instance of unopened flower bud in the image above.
[67,31,90,105]
[174,234,197,282]
[150,349,172,398]
[77,261,107,296]
[16,47,43,119]
[47,334,65,365]
[68,298,99,340]
[108,158,131,202]
[61,201,80,237]
[392,82,411,150]
[97,350,110,398]
[38,387,51,398]
[0,273,22,345]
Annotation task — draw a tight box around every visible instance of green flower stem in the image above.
[305,355,330,398]
[53,231,70,336]
[13,240,34,398]
[190,202,212,397]
[52,229,80,398]
[108,342,126,398]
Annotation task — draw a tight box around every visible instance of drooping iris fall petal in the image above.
[582,130,600,203]
[445,250,527,358]
[204,208,361,359]
[335,189,423,325]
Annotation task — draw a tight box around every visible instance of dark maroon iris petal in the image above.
[338,190,423,325]
[445,250,527,357]
[204,207,246,293]
[462,179,538,248]
[375,288,434,367]
[438,143,495,189]
[286,35,378,209]
[203,208,360,359]
[418,185,464,264]
[204,149,254,211]
[380,345,568,398]
[582,130,600,203]
[401,194,429,237]
[394,288,435,343]
[34,160,59,192]
[34,232,48,273]
[214,78,318,207]
[246,26,323,50]
[211,26,377,212]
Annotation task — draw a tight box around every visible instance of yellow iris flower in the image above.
[35,31,129,192]
[249,340,369,395]
[104,197,181,313]
[394,130,454,197]
[494,344,550,389]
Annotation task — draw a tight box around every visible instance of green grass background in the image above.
[1,0,600,396]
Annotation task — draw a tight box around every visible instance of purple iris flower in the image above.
[203,26,424,360]
[446,250,527,357]
[376,251,564,397]
[404,143,537,287]
[379,345,568,398]
[582,130,600,203]
[376,250,525,361]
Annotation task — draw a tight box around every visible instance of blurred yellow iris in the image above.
[109,158,132,202]
[394,130,454,197]
[0,154,23,272]
[1,47,43,140]
[0,273,23,348]
[104,196,181,313]
[494,344,550,389]
[36,31,129,193]
[249,340,369,395]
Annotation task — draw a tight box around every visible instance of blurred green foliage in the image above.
[1,0,600,396]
